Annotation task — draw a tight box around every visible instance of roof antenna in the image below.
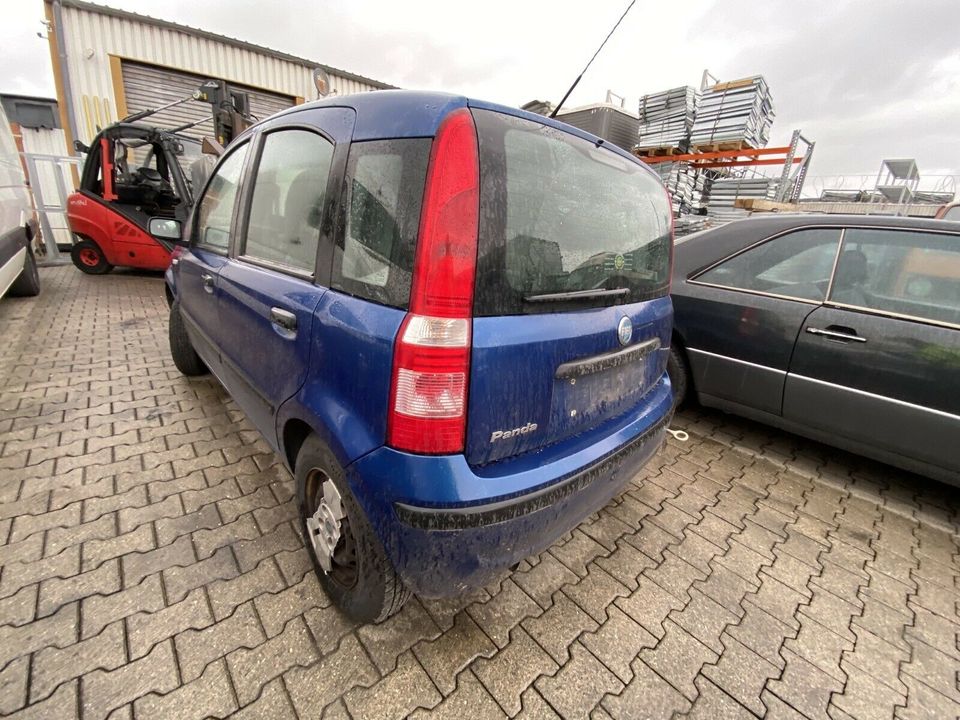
[550,0,637,118]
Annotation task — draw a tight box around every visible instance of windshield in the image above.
[473,108,672,315]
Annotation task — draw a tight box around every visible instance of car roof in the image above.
[256,90,654,173]
[673,213,960,279]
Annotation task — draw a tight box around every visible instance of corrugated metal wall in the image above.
[121,62,294,139]
[60,3,384,143]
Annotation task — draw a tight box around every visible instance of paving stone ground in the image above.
[1,265,959,719]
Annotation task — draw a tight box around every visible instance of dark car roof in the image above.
[674,213,960,280]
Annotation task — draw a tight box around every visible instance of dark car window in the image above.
[243,130,334,274]
[696,228,841,301]
[332,138,430,308]
[830,228,960,326]
[473,109,672,316]
[194,143,249,252]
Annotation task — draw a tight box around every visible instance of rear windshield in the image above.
[472,108,672,315]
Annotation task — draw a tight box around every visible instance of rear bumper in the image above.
[346,377,672,597]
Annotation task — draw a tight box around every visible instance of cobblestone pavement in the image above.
[1,265,959,719]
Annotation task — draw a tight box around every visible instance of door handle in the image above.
[270,307,297,332]
[806,326,867,343]
[200,273,214,294]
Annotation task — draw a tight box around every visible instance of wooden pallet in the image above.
[633,146,686,158]
[691,140,754,154]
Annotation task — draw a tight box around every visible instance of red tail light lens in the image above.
[388,108,479,454]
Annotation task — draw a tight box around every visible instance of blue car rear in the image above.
[166,91,674,621]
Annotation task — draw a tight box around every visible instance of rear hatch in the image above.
[465,107,673,467]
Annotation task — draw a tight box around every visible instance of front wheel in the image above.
[168,301,208,376]
[296,435,409,623]
[71,240,113,275]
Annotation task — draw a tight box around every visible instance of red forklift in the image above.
[66,80,250,274]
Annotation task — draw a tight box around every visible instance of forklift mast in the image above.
[192,80,252,147]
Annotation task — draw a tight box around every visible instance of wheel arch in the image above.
[668,327,696,403]
[281,417,315,474]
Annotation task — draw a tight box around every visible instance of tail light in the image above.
[387,108,480,454]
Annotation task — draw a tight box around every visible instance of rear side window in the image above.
[473,109,672,315]
[695,228,842,301]
[332,139,430,308]
[830,228,960,326]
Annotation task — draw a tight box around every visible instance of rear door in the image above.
[178,141,250,369]
[215,110,352,440]
[784,227,960,475]
[465,109,674,466]
[677,227,842,414]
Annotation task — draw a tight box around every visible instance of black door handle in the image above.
[270,307,297,332]
[806,325,867,343]
[200,273,214,293]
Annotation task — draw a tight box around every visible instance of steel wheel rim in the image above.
[305,468,358,589]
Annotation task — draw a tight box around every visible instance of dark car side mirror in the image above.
[149,217,184,242]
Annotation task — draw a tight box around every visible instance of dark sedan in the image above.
[668,214,960,485]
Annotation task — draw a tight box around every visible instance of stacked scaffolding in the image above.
[636,86,699,151]
[707,177,779,220]
[690,76,775,149]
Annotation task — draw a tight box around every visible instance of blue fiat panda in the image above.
[165,91,674,622]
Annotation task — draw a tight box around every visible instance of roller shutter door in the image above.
[121,61,296,140]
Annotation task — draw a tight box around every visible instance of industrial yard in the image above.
[1,1,959,719]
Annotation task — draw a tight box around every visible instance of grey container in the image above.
[555,103,640,152]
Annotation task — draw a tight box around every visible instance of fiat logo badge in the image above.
[617,316,632,346]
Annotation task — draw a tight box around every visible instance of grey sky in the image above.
[2,0,958,179]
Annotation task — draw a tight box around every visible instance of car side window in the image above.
[242,129,334,274]
[332,138,430,308]
[194,143,249,252]
[830,229,960,326]
[695,228,842,301]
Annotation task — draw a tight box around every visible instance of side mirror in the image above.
[149,217,183,241]
[74,139,89,154]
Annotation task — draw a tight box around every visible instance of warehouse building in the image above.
[43,0,393,155]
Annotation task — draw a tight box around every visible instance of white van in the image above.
[0,102,40,298]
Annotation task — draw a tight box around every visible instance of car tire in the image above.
[667,345,691,410]
[296,434,409,623]
[70,240,113,275]
[8,245,40,297]
[168,301,208,376]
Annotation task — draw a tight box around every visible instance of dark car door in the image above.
[784,227,960,477]
[677,227,842,415]
[177,142,250,370]
[215,109,353,442]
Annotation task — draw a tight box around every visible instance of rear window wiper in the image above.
[523,288,630,303]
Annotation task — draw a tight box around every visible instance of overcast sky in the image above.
[2,0,958,180]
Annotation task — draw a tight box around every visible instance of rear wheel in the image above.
[667,345,691,410]
[71,240,113,275]
[168,301,207,376]
[8,245,40,297]
[296,435,409,623]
